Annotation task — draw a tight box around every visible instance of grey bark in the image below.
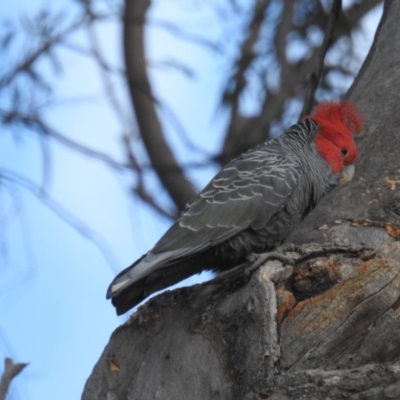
[83,243,400,400]
[83,1,400,399]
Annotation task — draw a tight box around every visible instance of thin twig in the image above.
[0,110,128,172]
[300,0,342,119]
[134,186,177,221]
[0,15,86,90]
[86,20,133,136]
[0,358,28,400]
[219,0,271,164]
[149,20,222,53]
[157,99,213,158]
[222,0,271,107]
[0,169,121,274]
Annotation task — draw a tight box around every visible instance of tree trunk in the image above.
[82,1,400,399]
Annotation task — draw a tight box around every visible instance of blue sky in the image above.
[0,1,382,399]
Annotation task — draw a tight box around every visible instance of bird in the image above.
[107,101,364,315]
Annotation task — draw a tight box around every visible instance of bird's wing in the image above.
[107,143,302,299]
[153,142,302,255]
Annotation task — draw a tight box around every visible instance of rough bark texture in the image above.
[83,1,400,399]
[83,243,400,400]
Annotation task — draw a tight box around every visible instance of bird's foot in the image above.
[244,251,295,280]
[215,251,295,285]
[276,243,306,255]
[247,251,295,269]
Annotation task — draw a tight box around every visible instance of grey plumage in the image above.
[107,118,340,315]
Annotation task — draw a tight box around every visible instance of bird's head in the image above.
[311,101,364,184]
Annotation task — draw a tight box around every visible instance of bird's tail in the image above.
[107,256,205,315]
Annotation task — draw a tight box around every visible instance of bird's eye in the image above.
[341,148,348,157]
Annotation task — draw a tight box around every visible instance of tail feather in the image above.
[106,254,146,299]
[111,276,148,315]
[109,258,206,315]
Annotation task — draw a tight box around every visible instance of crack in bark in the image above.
[288,262,399,370]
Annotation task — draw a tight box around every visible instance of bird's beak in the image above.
[340,164,355,185]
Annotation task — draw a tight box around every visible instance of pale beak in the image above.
[340,164,355,185]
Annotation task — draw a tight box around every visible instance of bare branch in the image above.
[86,20,133,134]
[219,0,271,164]
[0,358,28,400]
[149,20,222,53]
[345,0,382,24]
[121,134,174,220]
[157,99,213,158]
[0,110,128,172]
[0,169,120,274]
[295,0,382,43]
[123,0,197,211]
[274,0,296,67]
[300,0,342,119]
[134,186,177,221]
[0,15,85,90]
[222,0,271,108]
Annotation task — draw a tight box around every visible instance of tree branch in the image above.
[149,20,222,53]
[123,0,197,211]
[219,1,272,164]
[0,110,128,172]
[0,169,120,274]
[300,0,342,119]
[0,358,28,400]
[274,0,296,67]
[299,0,383,41]
[222,0,271,108]
[0,14,86,90]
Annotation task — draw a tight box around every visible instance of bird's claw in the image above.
[247,251,295,269]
